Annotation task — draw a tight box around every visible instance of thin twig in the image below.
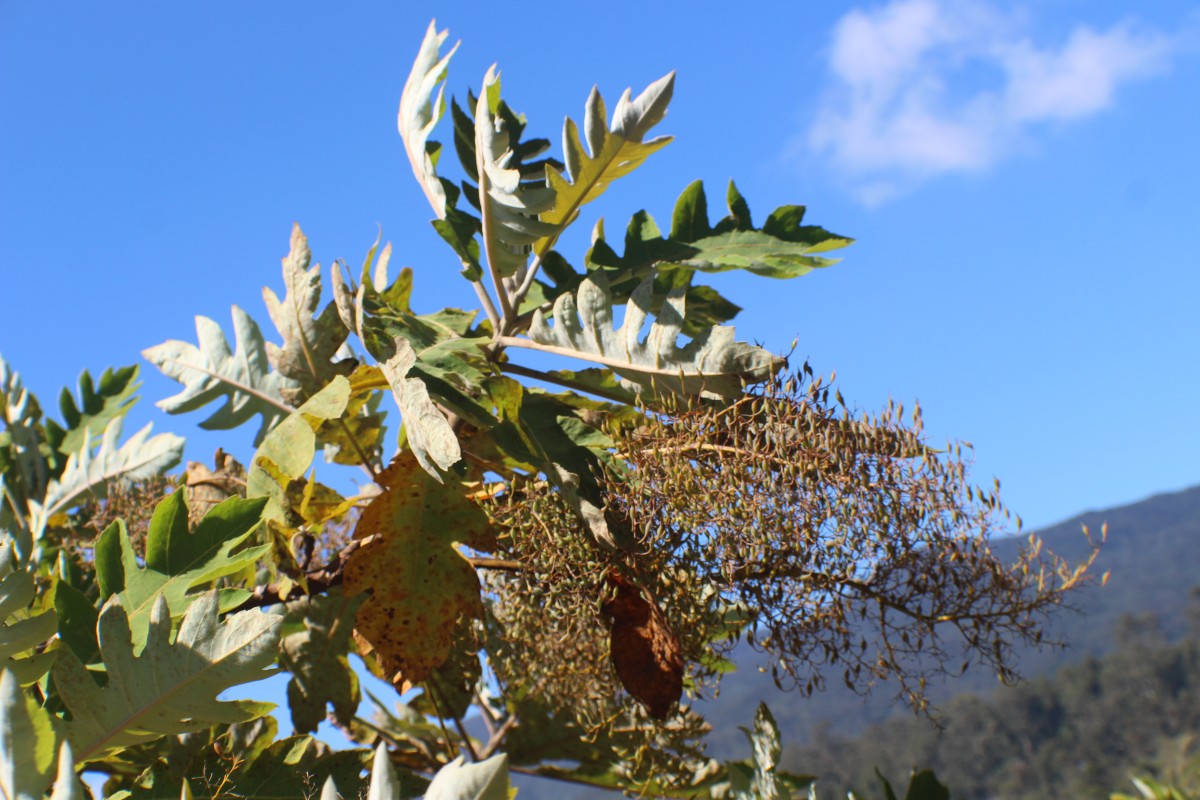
[429,675,480,762]
[478,713,519,760]
[498,361,633,404]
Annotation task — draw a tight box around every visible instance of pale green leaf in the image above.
[246,376,350,526]
[523,269,782,400]
[29,416,184,541]
[0,668,61,800]
[0,355,48,561]
[56,591,281,764]
[366,742,399,800]
[399,20,459,218]
[47,743,85,800]
[262,224,352,404]
[380,341,460,478]
[143,306,299,445]
[425,755,510,800]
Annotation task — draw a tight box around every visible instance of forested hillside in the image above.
[786,613,1200,798]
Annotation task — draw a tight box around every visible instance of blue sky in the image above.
[3,0,1200,539]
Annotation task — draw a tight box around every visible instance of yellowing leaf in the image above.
[537,74,674,252]
[343,454,491,686]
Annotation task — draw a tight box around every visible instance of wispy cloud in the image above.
[807,0,1176,204]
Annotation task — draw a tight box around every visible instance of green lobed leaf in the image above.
[246,376,351,527]
[143,306,299,446]
[44,364,140,464]
[0,541,57,684]
[280,589,363,734]
[594,180,853,282]
[126,731,374,800]
[361,305,496,454]
[53,581,99,667]
[472,67,559,279]
[55,590,282,764]
[93,490,270,648]
[1,356,50,562]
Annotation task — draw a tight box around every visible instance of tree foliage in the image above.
[0,20,1101,799]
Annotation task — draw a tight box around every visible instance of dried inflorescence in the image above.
[484,368,1101,733]
[608,369,1102,710]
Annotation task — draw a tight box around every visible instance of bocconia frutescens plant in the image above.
[0,20,1100,800]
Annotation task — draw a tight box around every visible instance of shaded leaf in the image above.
[0,668,61,799]
[143,306,298,445]
[0,356,46,562]
[55,591,281,764]
[344,454,490,686]
[280,589,363,734]
[53,581,99,667]
[0,542,57,684]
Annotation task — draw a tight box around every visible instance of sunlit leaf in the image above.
[55,591,281,764]
[30,416,184,541]
[524,268,782,400]
[143,306,298,445]
[344,454,491,686]
[262,224,353,405]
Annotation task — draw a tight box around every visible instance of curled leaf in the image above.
[602,570,683,720]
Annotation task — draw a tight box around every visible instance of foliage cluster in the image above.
[1,21,1099,799]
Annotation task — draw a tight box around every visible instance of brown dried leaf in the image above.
[184,449,245,526]
[602,570,683,720]
[343,453,490,686]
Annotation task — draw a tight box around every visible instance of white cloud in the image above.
[808,0,1175,203]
